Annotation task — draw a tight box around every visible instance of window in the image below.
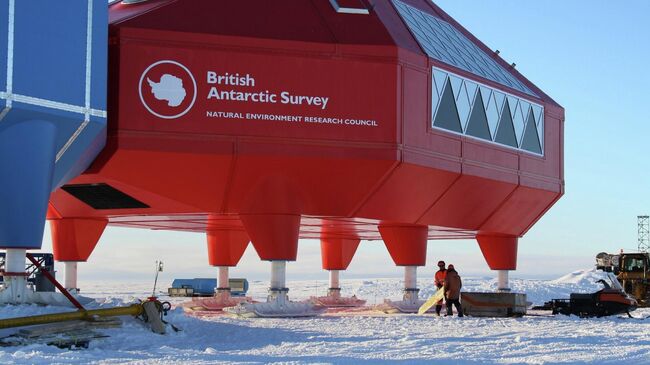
[329,0,369,15]
[431,66,544,155]
[623,257,646,272]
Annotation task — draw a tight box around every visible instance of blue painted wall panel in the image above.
[0,1,107,249]
[0,2,7,97]
[91,2,108,111]
[0,118,57,249]
[6,105,108,189]
[51,116,107,189]
[13,1,87,106]
[6,103,82,156]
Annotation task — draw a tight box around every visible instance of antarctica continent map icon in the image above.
[139,60,197,119]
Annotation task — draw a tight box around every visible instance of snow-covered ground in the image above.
[1,269,649,364]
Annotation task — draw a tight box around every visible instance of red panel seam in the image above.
[348,62,405,218]
[475,152,523,235]
[220,138,238,213]
[415,160,463,223]
[519,190,563,237]
[308,0,341,45]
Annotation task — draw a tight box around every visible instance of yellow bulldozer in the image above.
[596,252,650,307]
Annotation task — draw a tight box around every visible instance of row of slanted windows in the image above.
[431,67,544,155]
[391,0,544,155]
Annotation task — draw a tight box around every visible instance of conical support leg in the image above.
[315,233,365,307]
[477,234,517,292]
[184,229,253,313]
[224,214,323,317]
[378,225,430,313]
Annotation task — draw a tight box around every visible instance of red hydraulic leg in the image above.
[184,229,252,312]
[206,229,250,268]
[51,218,107,293]
[226,213,324,317]
[477,234,518,291]
[240,214,300,261]
[313,234,365,307]
[378,224,430,313]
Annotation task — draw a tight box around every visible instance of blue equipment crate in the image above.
[170,278,249,297]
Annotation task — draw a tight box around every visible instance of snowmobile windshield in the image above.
[606,272,624,291]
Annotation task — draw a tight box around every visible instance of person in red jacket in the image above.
[444,264,464,317]
[433,260,447,316]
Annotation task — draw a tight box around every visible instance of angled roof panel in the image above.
[393,0,537,97]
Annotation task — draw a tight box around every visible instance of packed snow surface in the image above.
[1,269,649,364]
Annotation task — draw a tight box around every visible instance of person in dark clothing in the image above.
[443,264,463,317]
[433,260,447,316]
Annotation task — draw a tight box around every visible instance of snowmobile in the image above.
[533,273,638,318]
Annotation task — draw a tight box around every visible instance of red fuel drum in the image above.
[47,0,563,268]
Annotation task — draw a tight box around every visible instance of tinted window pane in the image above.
[433,78,462,133]
[495,101,518,147]
[521,108,542,154]
[457,82,472,131]
[466,90,491,140]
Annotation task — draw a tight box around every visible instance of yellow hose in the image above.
[0,304,144,329]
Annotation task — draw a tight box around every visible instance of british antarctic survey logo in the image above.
[139,60,197,119]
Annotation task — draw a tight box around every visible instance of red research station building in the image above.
[46,0,563,312]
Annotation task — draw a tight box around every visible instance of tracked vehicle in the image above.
[534,273,638,318]
[596,252,650,306]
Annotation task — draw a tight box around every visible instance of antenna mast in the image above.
[638,215,649,253]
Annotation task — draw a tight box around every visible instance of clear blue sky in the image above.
[435,1,650,249]
[39,1,650,284]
